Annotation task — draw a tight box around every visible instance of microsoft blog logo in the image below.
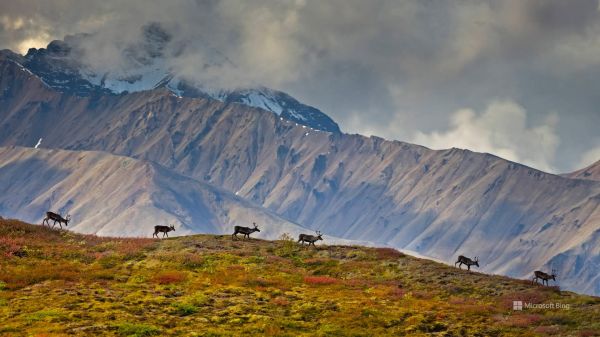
[513,301,523,311]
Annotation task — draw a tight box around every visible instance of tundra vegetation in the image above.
[0,218,599,336]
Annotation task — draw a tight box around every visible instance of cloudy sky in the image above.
[1,0,599,173]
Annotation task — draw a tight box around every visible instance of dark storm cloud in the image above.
[1,0,599,172]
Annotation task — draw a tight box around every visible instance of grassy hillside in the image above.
[0,219,599,336]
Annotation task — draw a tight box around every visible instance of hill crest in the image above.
[1,218,599,336]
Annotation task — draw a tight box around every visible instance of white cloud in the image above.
[1,0,599,172]
[413,100,560,172]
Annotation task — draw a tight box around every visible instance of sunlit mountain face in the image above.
[1,51,599,296]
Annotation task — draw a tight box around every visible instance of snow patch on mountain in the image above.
[81,60,172,94]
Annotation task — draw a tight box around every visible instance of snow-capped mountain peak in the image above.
[1,30,340,133]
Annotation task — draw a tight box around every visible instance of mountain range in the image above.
[0,39,598,295]
[0,145,370,248]
[0,25,340,133]
[0,146,303,238]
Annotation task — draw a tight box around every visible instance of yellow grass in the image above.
[0,218,599,336]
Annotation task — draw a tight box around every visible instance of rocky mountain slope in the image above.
[0,146,319,239]
[564,160,600,181]
[0,55,599,295]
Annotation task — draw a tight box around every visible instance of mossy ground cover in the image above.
[0,219,599,336]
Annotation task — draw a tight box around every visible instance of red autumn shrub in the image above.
[271,297,290,306]
[387,286,406,299]
[304,276,338,285]
[374,247,405,260]
[533,326,560,335]
[502,314,543,327]
[0,236,22,257]
[153,270,187,284]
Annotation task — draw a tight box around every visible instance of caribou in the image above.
[42,211,71,229]
[533,269,557,286]
[232,223,260,240]
[153,224,175,238]
[298,231,323,247]
[455,255,479,271]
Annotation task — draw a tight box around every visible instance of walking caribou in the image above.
[232,223,260,240]
[298,231,323,247]
[455,255,479,271]
[153,224,175,238]
[533,269,557,286]
[42,212,71,229]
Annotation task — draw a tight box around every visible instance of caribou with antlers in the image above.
[232,222,260,240]
[455,255,479,271]
[153,224,175,238]
[533,269,557,286]
[42,211,71,229]
[298,231,323,247]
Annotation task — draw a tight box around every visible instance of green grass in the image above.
[115,323,161,337]
[0,218,599,336]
